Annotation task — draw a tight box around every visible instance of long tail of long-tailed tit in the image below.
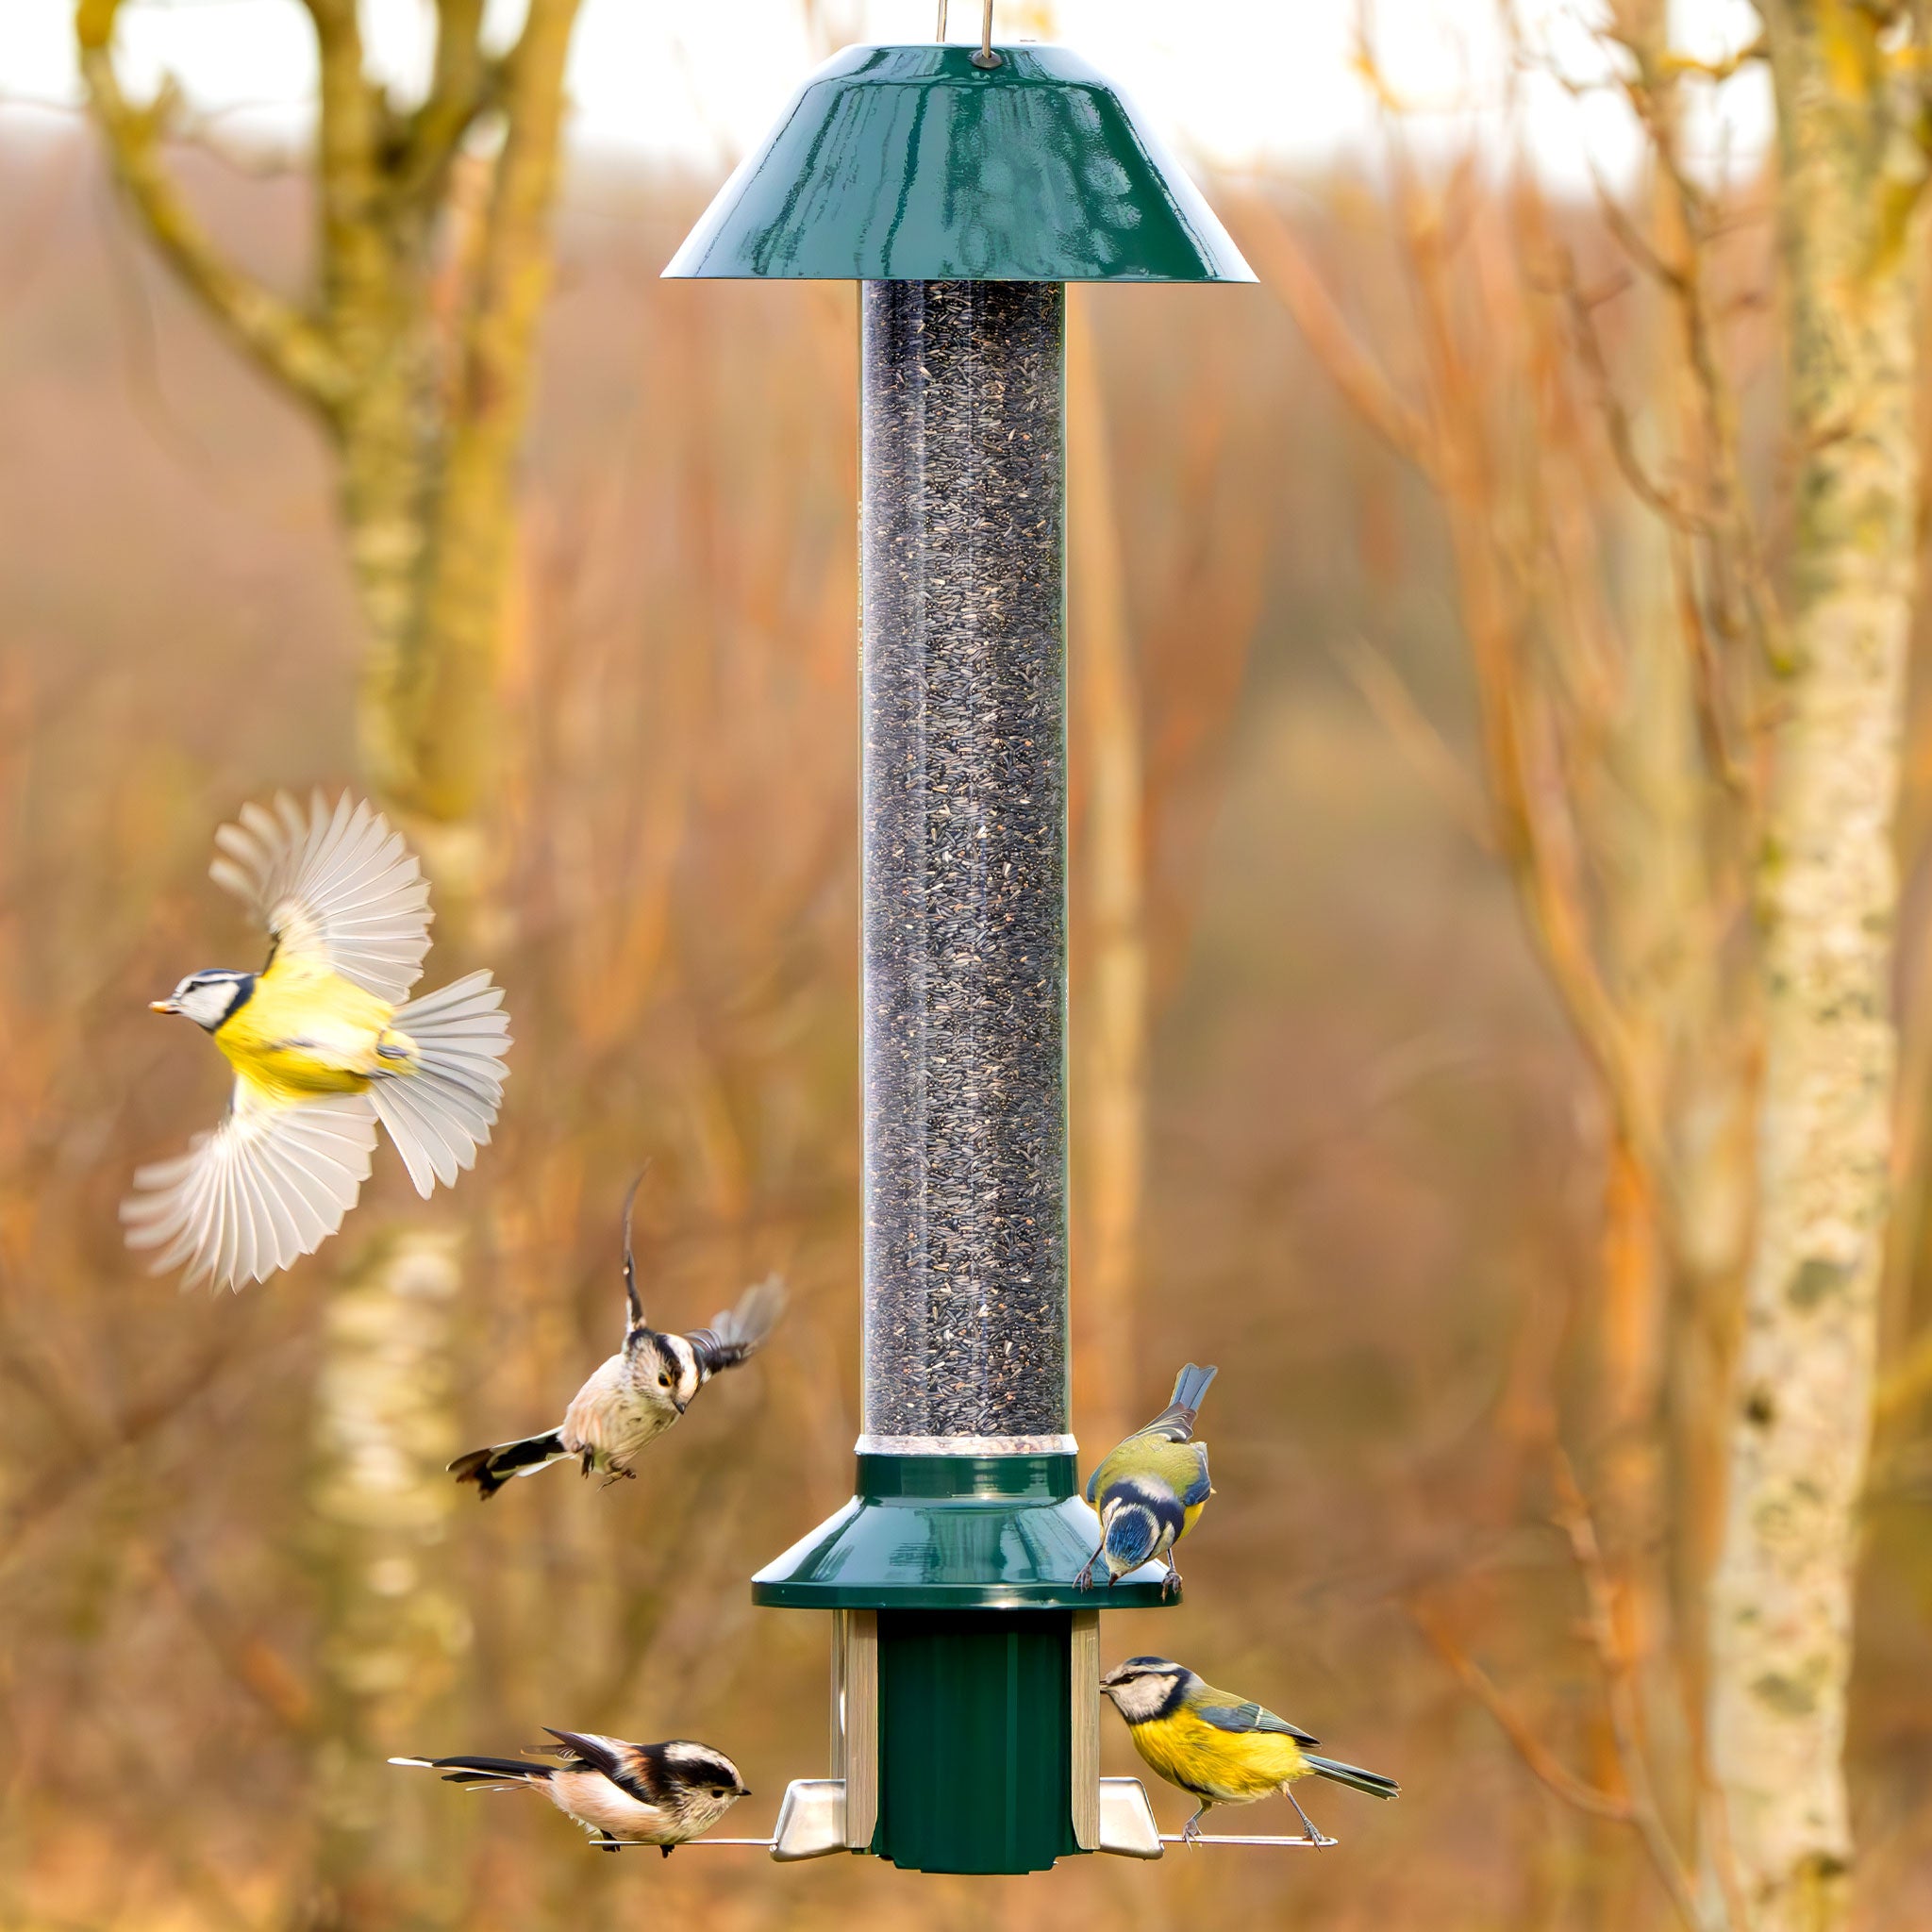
[390,1753,555,1790]
[447,1428,568,1498]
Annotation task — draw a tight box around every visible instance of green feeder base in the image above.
[755,1454,1175,1873]
[874,1607,1080,1874]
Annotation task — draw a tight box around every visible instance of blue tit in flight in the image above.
[449,1176,785,1496]
[391,1728,750,1854]
[1079,1362,1217,1595]
[1101,1657,1398,1843]
[123,792,510,1291]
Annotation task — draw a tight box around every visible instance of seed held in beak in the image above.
[149,999,175,1014]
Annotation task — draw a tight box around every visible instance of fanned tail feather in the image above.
[1304,1754,1400,1799]
[1140,1362,1219,1441]
[371,971,511,1197]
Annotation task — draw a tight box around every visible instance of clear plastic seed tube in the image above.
[858,279,1072,1454]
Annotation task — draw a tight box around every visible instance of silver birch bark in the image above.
[1707,8,1926,1927]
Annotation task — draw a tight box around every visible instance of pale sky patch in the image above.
[3,0,1773,192]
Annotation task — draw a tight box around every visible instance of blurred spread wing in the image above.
[1196,1699,1320,1747]
[209,791,432,1002]
[685,1274,787,1380]
[121,1083,378,1291]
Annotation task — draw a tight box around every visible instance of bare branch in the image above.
[465,0,582,358]
[75,0,343,412]
[1225,185,1438,476]
[1335,638,1495,849]
[1407,1600,1635,1822]
[142,1541,317,1739]
[1391,158,1665,1179]
[1598,25,1787,680]
[1552,1451,1721,1932]
[1554,254,1710,534]
[1874,1321,1932,1423]
[297,0,391,338]
[1655,37,1768,88]
[385,0,583,819]
[393,0,497,206]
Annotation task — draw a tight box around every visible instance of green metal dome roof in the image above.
[662,42,1256,284]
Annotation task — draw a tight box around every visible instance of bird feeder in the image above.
[666,37,1252,1875]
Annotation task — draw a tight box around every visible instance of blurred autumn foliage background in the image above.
[4,2,1932,1929]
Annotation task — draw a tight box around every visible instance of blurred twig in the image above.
[1407,1600,1633,1822]
[1550,1450,1717,1932]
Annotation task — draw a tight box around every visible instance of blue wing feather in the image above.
[1196,1701,1320,1747]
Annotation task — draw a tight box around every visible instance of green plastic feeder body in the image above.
[661,43,1255,285]
[666,40,1247,1876]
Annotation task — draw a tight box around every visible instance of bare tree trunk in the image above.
[79,0,580,841]
[1706,8,1926,1928]
[308,1230,465,1930]
[77,7,583,1925]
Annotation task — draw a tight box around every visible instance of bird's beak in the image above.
[737,1785,753,1797]
[675,1398,689,1416]
[149,998,177,1014]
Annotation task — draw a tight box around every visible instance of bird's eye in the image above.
[659,1374,671,1388]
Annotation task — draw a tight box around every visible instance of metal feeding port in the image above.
[665,35,1255,1876]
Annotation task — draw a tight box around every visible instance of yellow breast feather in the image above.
[215,962,396,1103]
[1130,1708,1307,1802]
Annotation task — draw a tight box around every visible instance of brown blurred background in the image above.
[4,6,1932,1930]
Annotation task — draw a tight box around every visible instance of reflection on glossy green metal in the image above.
[751,1455,1174,1608]
[662,44,1255,284]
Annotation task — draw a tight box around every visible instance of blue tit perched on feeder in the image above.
[449,1176,785,1496]
[391,1728,750,1854]
[1101,1657,1399,1844]
[124,792,510,1291]
[1079,1363,1217,1595]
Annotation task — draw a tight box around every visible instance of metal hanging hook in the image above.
[971,0,1003,68]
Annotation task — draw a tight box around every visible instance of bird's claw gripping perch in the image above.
[1287,1788,1326,1845]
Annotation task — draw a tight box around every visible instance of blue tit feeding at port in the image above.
[123,792,510,1291]
[1101,1657,1398,1844]
[1079,1362,1217,1595]
[391,1728,749,1854]
[449,1175,785,1496]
